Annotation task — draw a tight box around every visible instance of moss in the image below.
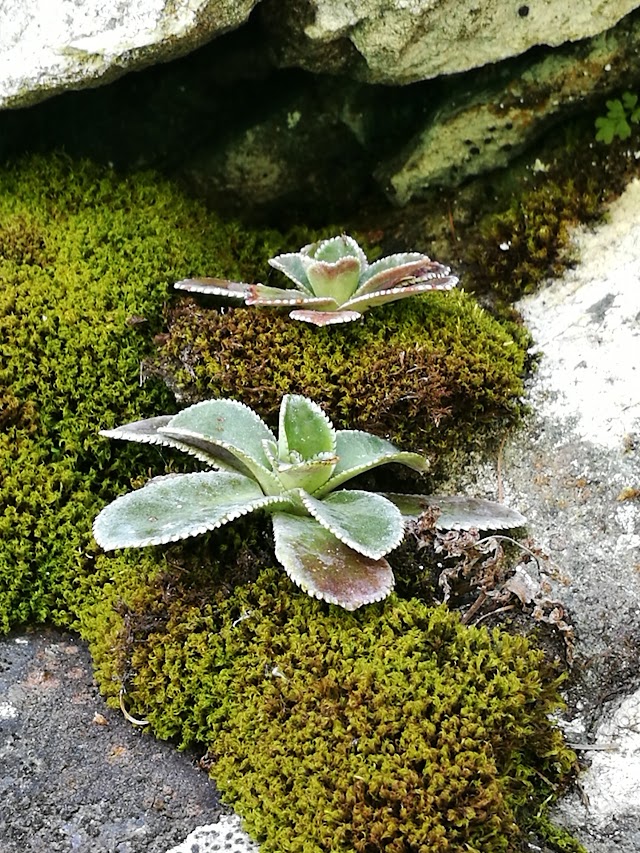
[93,563,578,853]
[465,177,602,304]
[0,154,289,632]
[155,289,529,481]
[0,153,578,852]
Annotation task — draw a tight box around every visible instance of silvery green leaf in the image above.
[384,493,527,530]
[99,416,241,470]
[300,489,405,559]
[305,255,361,302]
[94,471,292,550]
[288,309,362,325]
[316,430,429,496]
[278,394,336,463]
[271,512,394,610]
[174,278,252,298]
[344,276,457,314]
[245,284,336,307]
[159,399,281,494]
[356,254,437,294]
[267,253,314,293]
[306,235,367,268]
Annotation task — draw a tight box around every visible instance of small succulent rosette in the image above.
[175,234,458,326]
[94,395,525,611]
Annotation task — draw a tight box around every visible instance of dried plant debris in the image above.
[408,509,575,662]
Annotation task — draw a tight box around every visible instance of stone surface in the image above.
[0,629,226,852]
[165,815,259,853]
[382,11,640,203]
[0,0,259,109]
[438,179,640,852]
[264,0,640,84]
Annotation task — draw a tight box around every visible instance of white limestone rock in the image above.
[0,0,259,109]
[268,0,640,84]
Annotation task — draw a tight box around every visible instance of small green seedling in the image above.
[595,92,640,144]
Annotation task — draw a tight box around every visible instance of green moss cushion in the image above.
[0,154,283,631]
[156,291,528,479]
[89,564,577,853]
[0,154,579,853]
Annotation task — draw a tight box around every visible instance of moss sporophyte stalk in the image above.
[0,155,583,853]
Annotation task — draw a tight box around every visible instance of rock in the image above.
[381,13,640,204]
[0,0,259,109]
[263,0,640,84]
[553,688,640,853]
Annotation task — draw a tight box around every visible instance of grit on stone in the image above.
[0,629,226,853]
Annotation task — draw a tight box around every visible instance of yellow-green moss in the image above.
[0,153,580,853]
[0,154,288,632]
[90,563,579,853]
[156,289,529,479]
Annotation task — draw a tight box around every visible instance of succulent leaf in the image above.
[174,278,252,298]
[99,416,242,470]
[384,493,527,530]
[278,394,336,463]
[316,430,429,496]
[287,309,362,325]
[93,471,292,550]
[300,490,404,559]
[304,235,367,267]
[305,256,362,303]
[271,512,395,610]
[267,253,314,293]
[271,457,338,494]
[345,277,457,313]
[246,284,336,308]
[356,255,444,295]
[159,399,281,494]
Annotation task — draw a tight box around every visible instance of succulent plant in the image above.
[93,395,525,610]
[174,234,458,326]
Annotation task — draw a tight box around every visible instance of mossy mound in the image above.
[156,290,529,479]
[0,154,287,632]
[88,562,578,853]
[0,153,579,853]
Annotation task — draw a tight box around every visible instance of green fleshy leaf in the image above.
[174,278,252,298]
[163,399,274,467]
[268,253,314,293]
[100,415,242,471]
[262,441,337,493]
[305,256,361,303]
[355,255,437,294]
[288,308,362,325]
[271,512,395,610]
[316,430,429,496]
[384,493,527,530]
[278,394,336,463]
[94,471,292,550]
[159,399,281,494]
[300,489,404,559]
[345,276,456,313]
[246,284,336,307]
[305,235,367,267]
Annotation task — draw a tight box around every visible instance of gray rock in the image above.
[381,13,640,203]
[264,0,640,83]
[0,0,259,109]
[0,629,225,852]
